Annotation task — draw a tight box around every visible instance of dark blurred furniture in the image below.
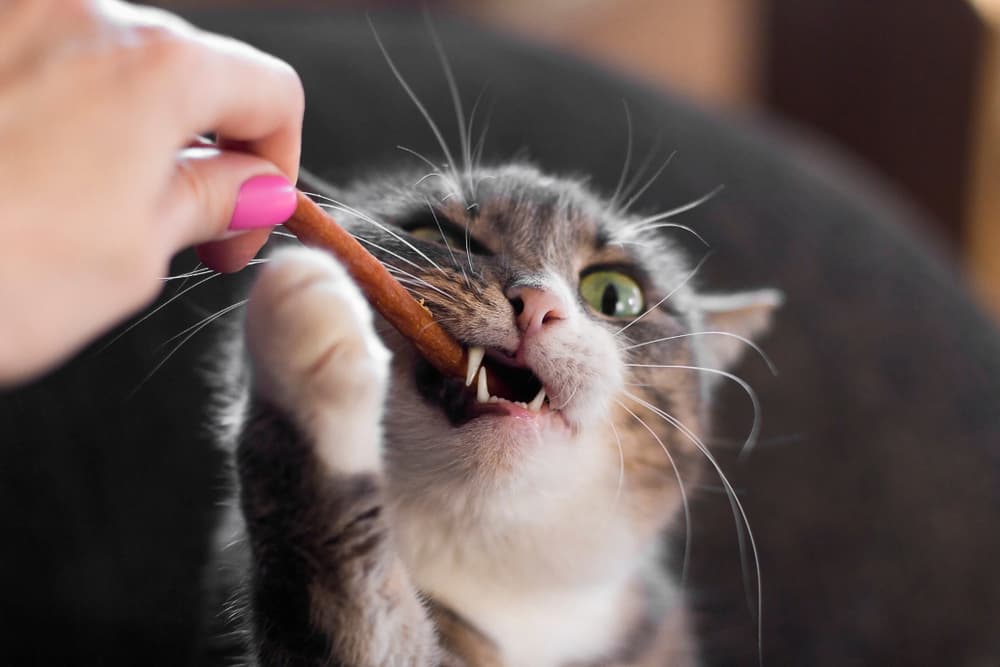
[2,9,999,666]
[764,0,985,249]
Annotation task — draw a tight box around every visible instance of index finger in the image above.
[168,27,305,182]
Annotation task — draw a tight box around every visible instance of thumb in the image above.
[161,147,297,251]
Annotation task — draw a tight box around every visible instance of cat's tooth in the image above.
[528,387,547,412]
[465,346,485,387]
[476,367,490,403]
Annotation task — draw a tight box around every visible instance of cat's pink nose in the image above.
[507,286,568,337]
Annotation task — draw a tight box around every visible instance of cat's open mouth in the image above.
[415,346,551,426]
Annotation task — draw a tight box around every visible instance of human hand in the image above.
[0,0,304,385]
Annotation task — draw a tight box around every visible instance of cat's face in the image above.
[314,163,775,587]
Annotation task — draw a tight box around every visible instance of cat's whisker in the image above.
[352,235,424,273]
[397,148,463,203]
[466,83,491,200]
[369,17,466,206]
[553,383,580,411]
[396,145,444,173]
[623,391,763,666]
[615,399,691,588]
[606,417,627,506]
[633,185,724,228]
[158,299,249,350]
[128,299,248,400]
[413,171,451,188]
[162,266,213,281]
[472,112,493,193]
[609,99,634,212]
[391,277,453,302]
[424,11,474,200]
[314,199,449,277]
[95,271,223,354]
[617,136,667,212]
[622,331,779,375]
[625,362,762,457]
[463,218,477,279]
[625,221,709,248]
[619,152,675,215]
[299,190,343,206]
[424,198,465,283]
[615,251,712,336]
[270,229,298,240]
[384,266,457,303]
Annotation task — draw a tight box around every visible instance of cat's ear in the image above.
[692,289,782,371]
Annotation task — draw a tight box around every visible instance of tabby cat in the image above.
[214,162,779,666]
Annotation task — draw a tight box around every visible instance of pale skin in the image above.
[0,0,305,385]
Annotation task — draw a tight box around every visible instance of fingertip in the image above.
[228,174,297,231]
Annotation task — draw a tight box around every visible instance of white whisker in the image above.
[158,299,249,350]
[609,99,634,211]
[606,418,626,506]
[97,271,222,354]
[369,17,464,205]
[128,299,248,400]
[424,11,473,198]
[616,399,691,587]
[615,251,712,336]
[467,83,492,198]
[620,150,675,213]
[622,331,778,375]
[616,133,663,211]
[353,235,424,273]
[633,185,724,227]
[625,363,762,457]
[314,200,448,277]
[396,145,444,172]
[623,391,762,666]
[425,198,462,276]
[626,221,709,247]
[413,171,450,188]
[383,265,457,303]
[162,266,213,281]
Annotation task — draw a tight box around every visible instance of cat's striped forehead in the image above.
[342,161,694,302]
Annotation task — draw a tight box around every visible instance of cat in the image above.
[210,161,780,666]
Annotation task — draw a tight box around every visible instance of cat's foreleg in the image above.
[236,248,439,666]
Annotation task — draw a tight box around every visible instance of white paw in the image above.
[245,247,390,474]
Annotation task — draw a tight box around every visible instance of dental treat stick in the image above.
[283,190,469,381]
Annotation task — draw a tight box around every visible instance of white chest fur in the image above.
[448,579,634,666]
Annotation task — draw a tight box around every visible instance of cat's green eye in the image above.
[579,271,645,320]
[409,226,466,248]
[408,226,444,243]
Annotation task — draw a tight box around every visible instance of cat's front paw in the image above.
[245,247,390,474]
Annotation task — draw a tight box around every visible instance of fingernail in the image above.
[228,174,297,230]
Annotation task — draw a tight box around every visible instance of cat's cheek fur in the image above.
[244,247,391,475]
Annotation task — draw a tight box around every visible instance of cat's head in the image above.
[303,163,778,587]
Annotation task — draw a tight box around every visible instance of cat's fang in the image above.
[528,387,547,412]
[476,367,490,403]
[465,346,485,387]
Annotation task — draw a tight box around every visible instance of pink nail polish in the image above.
[228,174,297,230]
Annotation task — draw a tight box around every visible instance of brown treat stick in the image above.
[282,190,469,381]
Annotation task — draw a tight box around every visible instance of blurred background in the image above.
[156,0,999,317]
